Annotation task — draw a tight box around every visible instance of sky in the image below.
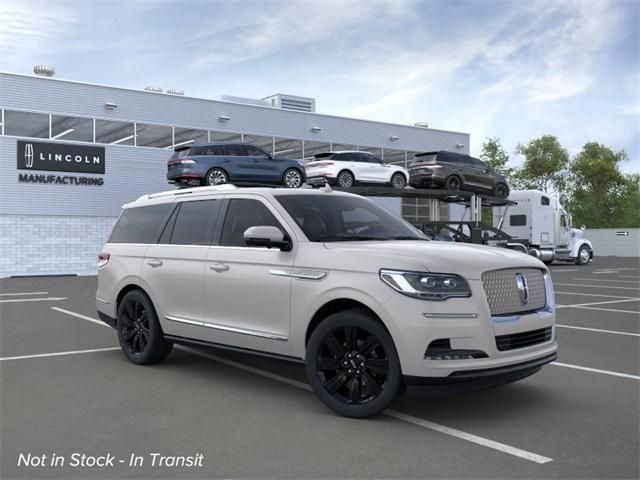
[1,0,638,172]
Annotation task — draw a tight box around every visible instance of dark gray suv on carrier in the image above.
[167,142,306,188]
[409,151,510,198]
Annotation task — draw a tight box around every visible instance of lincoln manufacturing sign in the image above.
[17,140,105,174]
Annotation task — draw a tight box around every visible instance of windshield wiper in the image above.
[388,235,429,241]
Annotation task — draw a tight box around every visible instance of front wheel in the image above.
[391,173,407,189]
[282,168,303,188]
[576,245,591,265]
[117,290,173,365]
[305,309,402,418]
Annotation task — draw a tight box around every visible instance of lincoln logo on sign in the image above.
[17,140,105,174]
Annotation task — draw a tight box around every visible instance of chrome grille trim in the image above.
[482,268,546,316]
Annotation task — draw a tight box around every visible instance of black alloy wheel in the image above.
[283,168,303,188]
[306,309,402,418]
[445,175,462,192]
[391,173,407,189]
[494,183,509,199]
[337,170,355,189]
[117,290,173,365]
[205,168,228,186]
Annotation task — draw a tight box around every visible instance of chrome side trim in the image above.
[166,315,204,327]
[423,313,478,319]
[165,315,287,342]
[269,268,327,280]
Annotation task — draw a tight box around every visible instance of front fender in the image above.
[570,238,593,257]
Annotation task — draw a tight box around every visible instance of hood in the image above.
[322,241,546,279]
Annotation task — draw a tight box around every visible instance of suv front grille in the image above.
[482,268,546,316]
[496,327,552,351]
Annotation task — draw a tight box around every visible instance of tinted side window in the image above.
[221,199,283,247]
[541,196,550,206]
[170,200,220,245]
[245,145,269,157]
[109,204,172,243]
[510,215,527,226]
[222,144,245,156]
[195,145,224,156]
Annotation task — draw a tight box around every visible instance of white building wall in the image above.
[584,229,640,257]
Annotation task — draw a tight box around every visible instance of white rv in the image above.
[492,190,594,265]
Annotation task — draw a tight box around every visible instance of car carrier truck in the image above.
[492,190,594,265]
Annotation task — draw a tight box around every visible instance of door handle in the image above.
[147,259,163,268]
[209,262,229,272]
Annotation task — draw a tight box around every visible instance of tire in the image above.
[305,309,402,418]
[337,170,355,189]
[282,168,303,188]
[390,173,407,189]
[204,168,228,186]
[576,245,591,265]
[445,175,462,192]
[116,290,173,365]
[494,183,509,199]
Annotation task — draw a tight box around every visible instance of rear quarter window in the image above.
[109,204,173,244]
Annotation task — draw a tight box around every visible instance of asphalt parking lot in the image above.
[1,257,638,479]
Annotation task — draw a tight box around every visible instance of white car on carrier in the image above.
[305,151,409,189]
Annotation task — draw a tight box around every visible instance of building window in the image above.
[3,110,49,138]
[136,123,173,148]
[95,119,135,145]
[173,127,207,148]
[243,133,274,154]
[51,114,93,142]
[302,140,331,161]
[274,137,303,160]
[210,130,242,142]
[383,148,406,167]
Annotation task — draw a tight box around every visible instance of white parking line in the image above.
[551,362,639,380]
[0,291,49,296]
[554,291,636,299]
[554,283,639,291]
[181,347,553,464]
[556,324,640,337]
[551,269,579,272]
[556,298,640,309]
[0,347,120,362]
[0,296,67,304]
[563,305,639,315]
[51,307,110,328]
[573,278,640,284]
[620,275,639,279]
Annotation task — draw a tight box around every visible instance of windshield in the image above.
[276,194,427,242]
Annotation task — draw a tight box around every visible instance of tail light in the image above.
[426,164,442,169]
[98,252,110,268]
[168,158,196,165]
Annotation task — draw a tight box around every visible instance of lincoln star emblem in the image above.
[24,143,34,168]
[515,273,529,305]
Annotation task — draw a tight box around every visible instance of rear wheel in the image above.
[117,290,172,365]
[391,173,407,189]
[205,168,228,186]
[305,309,402,418]
[337,170,355,189]
[445,175,461,192]
[282,168,303,188]
[576,245,591,265]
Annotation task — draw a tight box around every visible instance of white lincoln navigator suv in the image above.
[96,185,557,417]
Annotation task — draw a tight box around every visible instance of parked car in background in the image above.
[305,151,409,189]
[167,142,305,188]
[409,151,510,199]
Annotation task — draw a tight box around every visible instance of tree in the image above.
[565,142,637,228]
[514,135,569,193]
[480,137,514,177]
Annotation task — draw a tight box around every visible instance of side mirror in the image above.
[243,226,291,251]
[581,225,586,231]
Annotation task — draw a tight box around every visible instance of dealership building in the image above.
[0,70,470,277]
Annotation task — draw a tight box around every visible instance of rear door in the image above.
[142,198,222,335]
[244,144,278,182]
[221,144,252,181]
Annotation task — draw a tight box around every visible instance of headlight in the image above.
[379,269,471,300]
